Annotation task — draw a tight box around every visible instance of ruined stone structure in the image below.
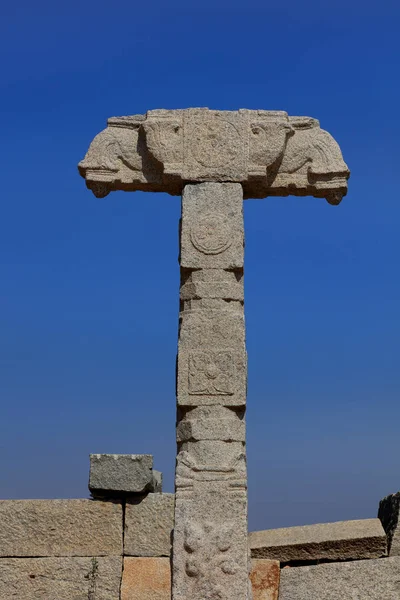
[1,457,399,599]
[78,108,349,600]
[2,107,400,599]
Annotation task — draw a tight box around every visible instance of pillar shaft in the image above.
[173,182,249,600]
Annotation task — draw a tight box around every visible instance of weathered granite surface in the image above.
[121,557,171,600]
[279,556,400,600]
[121,557,280,600]
[249,518,387,562]
[250,560,280,600]
[79,108,349,205]
[0,499,122,557]
[89,454,156,496]
[79,108,349,600]
[173,183,249,600]
[378,491,400,555]
[153,470,163,492]
[0,556,122,599]
[125,493,174,557]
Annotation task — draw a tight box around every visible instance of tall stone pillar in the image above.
[174,182,248,600]
[78,107,349,600]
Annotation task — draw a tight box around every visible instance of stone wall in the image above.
[0,494,279,600]
[0,454,398,599]
[0,498,123,599]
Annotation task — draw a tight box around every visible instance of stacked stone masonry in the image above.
[125,493,174,557]
[120,558,280,600]
[173,182,249,600]
[0,490,398,599]
[0,499,123,557]
[9,106,400,599]
[78,107,350,600]
[0,495,280,600]
[0,499,123,599]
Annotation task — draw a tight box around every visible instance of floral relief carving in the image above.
[188,351,233,395]
[183,521,241,599]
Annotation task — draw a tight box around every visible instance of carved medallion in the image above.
[188,351,233,395]
[190,119,241,168]
[190,214,232,255]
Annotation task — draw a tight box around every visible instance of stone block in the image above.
[121,557,279,600]
[250,559,280,600]
[153,470,163,492]
[180,183,244,269]
[125,493,174,557]
[121,557,171,600]
[178,309,246,348]
[279,556,400,600]
[0,556,122,599]
[176,406,246,442]
[378,491,400,555]
[180,280,244,302]
[249,518,387,562]
[172,487,248,600]
[79,109,349,204]
[89,454,155,496]
[0,499,122,557]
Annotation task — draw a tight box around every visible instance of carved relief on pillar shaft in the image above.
[173,490,249,600]
[173,182,249,600]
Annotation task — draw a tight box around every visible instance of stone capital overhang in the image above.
[78,108,350,204]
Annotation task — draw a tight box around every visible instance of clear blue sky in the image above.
[1,0,399,531]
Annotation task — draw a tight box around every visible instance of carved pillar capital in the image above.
[78,108,349,203]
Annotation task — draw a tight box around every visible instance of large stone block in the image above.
[172,487,248,600]
[125,493,174,557]
[0,556,122,599]
[79,109,349,205]
[250,559,280,600]
[0,499,122,557]
[121,557,279,600]
[249,518,387,562]
[121,557,171,600]
[89,454,156,496]
[279,556,400,600]
[180,182,244,269]
[176,406,246,442]
[378,491,400,555]
[178,306,245,347]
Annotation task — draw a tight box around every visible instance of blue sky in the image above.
[1,0,399,531]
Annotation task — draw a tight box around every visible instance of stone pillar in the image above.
[173,182,248,600]
[79,107,350,600]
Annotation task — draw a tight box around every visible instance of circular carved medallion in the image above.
[190,214,232,255]
[191,120,241,168]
